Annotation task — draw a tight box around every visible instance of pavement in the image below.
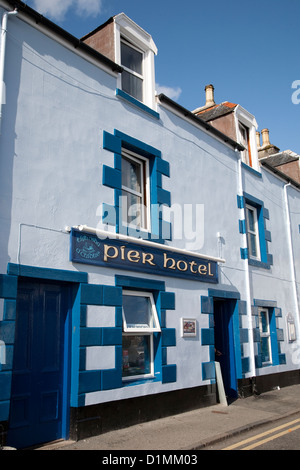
[37,384,300,451]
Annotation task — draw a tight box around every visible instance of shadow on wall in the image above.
[0,12,22,271]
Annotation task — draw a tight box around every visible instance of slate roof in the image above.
[194,102,237,122]
[262,151,299,168]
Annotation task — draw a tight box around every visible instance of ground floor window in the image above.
[122,290,160,380]
[258,308,272,365]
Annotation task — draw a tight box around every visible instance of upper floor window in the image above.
[235,106,259,171]
[82,14,157,110]
[103,129,171,242]
[121,38,144,102]
[245,203,260,260]
[239,122,252,167]
[114,14,157,109]
[242,192,273,269]
[121,149,150,231]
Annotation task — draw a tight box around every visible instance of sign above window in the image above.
[70,228,219,283]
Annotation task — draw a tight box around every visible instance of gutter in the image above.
[0,6,18,134]
[157,93,244,153]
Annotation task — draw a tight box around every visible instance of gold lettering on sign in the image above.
[189,261,197,273]
[120,245,126,260]
[163,253,176,269]
[102,243,215,280]
[177,260,188,271]
[127,250,140,263]
[104,245,118,262]
[198,265,207,275]
[103,244,156,266]
[142,252,155,266]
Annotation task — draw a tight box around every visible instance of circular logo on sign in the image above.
[76,241,100,259]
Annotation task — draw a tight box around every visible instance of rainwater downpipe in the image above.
[283,183,300,329]
[237,153,256,378]
[0,8,18,134]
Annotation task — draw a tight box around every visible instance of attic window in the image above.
[239,122,252,167]
[121,37,144,102]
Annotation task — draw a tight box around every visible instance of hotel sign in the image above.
[70,229,218,283]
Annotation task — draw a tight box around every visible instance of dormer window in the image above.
[81,13,158,111]
[115,14,157,110]
[239,122,252,167]
[121,38,144,102]
[235,106,259,171]
[192,86,260,171]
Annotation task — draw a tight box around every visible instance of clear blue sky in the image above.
[26,0,300,154]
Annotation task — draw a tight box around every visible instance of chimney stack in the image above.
[205,84,215,108]
[256,131,261,148]
[258,128,280,159]
[261,128,271,147]
[192,84,216,114]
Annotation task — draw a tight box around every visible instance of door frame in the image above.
[59,281,73,441]
[213,298,238,398]
[8,278,72,446]
[5,263,87,447]
[208,289,242,400]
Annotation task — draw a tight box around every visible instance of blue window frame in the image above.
[240,192,273,269]
[116,275,176,385]
[256,306,279,367]
[253,300,285,368]
[122,290,160,381]
[103,130,171,244]
[245,203,261,261]
[121,149,150,232]
[258,308,273,365]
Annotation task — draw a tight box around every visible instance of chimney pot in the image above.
[205,84,215,108]
[261,128,270,147]
[256,131,261,148]
[258,128,280,158]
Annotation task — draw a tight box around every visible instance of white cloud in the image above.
[31,0,103,21]
[32,0,72,21]
[156,83,182,101]
[76,0,102,17]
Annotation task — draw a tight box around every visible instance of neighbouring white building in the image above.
[0,0,299,449]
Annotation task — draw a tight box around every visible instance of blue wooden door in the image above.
[214,299,238,399]
[7,281,70,449]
